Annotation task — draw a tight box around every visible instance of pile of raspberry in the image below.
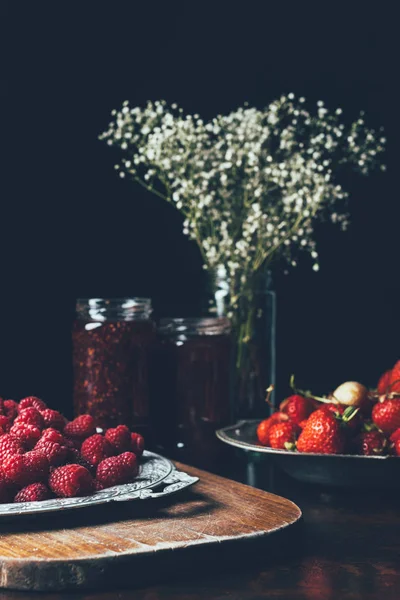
[0,396,144,504]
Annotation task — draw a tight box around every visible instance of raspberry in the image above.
[96,452,138,488]
[80,434,114,467]
[130,433,145,457]
[66,447,95,472]
[40,428,65,445]
[35,439,68,466]
[64,415,95,440]
[49,464,93,498]
[0,470,15,503]
[105,425,131,453]
[10,422,42,449]
[40,409,66,431]
[19,396,47,412]
[14,407,44,430]
[14,482,51,503]
[0,434,25,461]
[93,479,105,492]
[0,415,12,434]
[3,400,19,421]
[3,450,49,487]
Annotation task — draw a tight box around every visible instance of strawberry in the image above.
[35,439,68,466]
[372,398,400,434]
[297,408,345,454]
[80,434,114,467]
[10,422,42,449]
[40,409,66,431]
[322,404,361,432]
[14,407,44,430]
[3,450,49,487]
[389,360,400,393]
[19,396,47,412]
[0,415,12,434]
[353,430,387,455]
[390,428,400,444]
[0,434,25,461]
[96,452,138,488]
[14,482,51,503]
[105,425,131,453]
[279,394,315,425]
[394,439,400,456]
[64,415,95,440]
[49,464,94,498]
[377,369,392,395]
[256,412,288,446]
[269,422,298,450]
[3,400,19,420]
[130,433,144,457]
[299,419,309,429]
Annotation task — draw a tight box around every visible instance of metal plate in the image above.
[0,451,199,517]
[217,420,400,488]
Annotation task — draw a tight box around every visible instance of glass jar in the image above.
[72,298,155,433]
[151,317,232,467]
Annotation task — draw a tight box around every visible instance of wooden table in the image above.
[1,450,399,600]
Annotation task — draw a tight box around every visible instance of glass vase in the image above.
[208,266,277,420]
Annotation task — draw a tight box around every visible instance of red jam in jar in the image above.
[72,298,155,432]
[151,317,232,467]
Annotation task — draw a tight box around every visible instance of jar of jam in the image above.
[72,298,155,433]
[151,317,232,467]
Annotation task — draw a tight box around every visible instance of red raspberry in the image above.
[66,447,95,472]
[35,439,68,466]
[81,434,114,467]
[40,428,66,445]
[19,396,47,412]
[64,415,95,440]
[40,409,66,431]
[0,415,12,434]
[10,422,42,449]
[3,450,49,487]
[14,407,44,430]
[3,400,19,420]
[49,464,93,498]
[96,452,138,488]
[0,470,15,503]
[93,479,105,492]
[105,425,131,453]
[14,482,51,503]
[130,432,145,457]
[0,434,25,461]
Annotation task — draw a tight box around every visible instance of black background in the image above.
[0,1,398,416]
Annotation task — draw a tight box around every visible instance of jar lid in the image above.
[76,298,152,321]
[158,317,231,337]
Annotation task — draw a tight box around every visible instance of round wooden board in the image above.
[0,463,301,592]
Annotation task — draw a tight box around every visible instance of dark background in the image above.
[0,1,398,416]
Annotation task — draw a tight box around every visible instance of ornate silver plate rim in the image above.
[1,450,199,517]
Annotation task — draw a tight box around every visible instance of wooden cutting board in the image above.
[0,462,301,592]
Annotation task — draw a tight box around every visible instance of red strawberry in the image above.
[0,415,12,434]
[19,396,47,412]
[256,412,288,446]
[64,415,95,440]
[10,422,42,449]
[105,425,131,453]
[80,434,114,467]
[390,428,400,444]
[280,395,315,425]
[389,361,400,393]
[297,408,345,454]
[14,407,44,430]
[35,439,68,466]
[14,482,51,503]
[130,433,144,457]
[269,422,299,450]
[96,452,138,488]
[322,403,361,432]
[49,464,93,498]
[394,439,400,456]
[353,430,387,455]
[3,450,49,487]
[372,398,400,434]
[3,400,19,420]
[0,434,25,461]
[40,409,66,431]
[377,370,392,395]
[40,428,66,445]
